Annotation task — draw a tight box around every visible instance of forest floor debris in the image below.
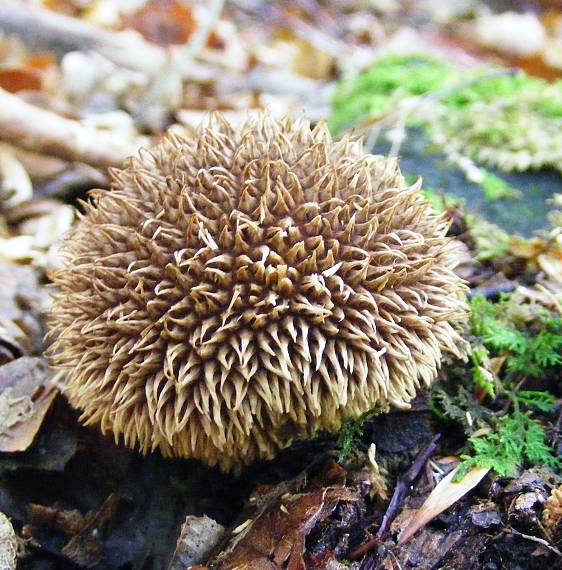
[0,1,561,569]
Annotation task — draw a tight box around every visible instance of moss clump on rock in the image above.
[331,55,562,174]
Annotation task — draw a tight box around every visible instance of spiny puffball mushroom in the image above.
[47,113,468,471]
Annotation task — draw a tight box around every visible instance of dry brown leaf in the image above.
[42,0,79,17]
[538,255,562,282]
[0,68,43,93]
[473,12,546,58]
[61,494,119,567]
[124,0,196,47]
[398,466,490,545]
[0,357,57,453]
[15,199,74,251]
[30,503,87,536]
[502,233,562,281]
[7,147,67,180]
[260,31,336,81]
[215,474,358,570]
[537,239,562,282]
[515,282,562,314]
[0,87,149,167]
[489,355,508,378]
[29,494,119,568]
[0,51,57,94]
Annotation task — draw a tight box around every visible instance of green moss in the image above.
[456,409,560,480]
[470,295,562,379]
[444,73,541,110]
[446,295,562,480]
[330,55,455,134]
[337,417,366,462]
[537,84,562,119]
[479,171,521,202]
[431,384,493,434]
[337,408,383,462]
[466,216,510,261]
[331,55,562,174]
[515,390,556,414]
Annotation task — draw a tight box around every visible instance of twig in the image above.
[377,434,441,540]
[278,10,370,61]
[350,434,441,560]
[507,527,562,557]
[136,0,226,121]
[0,1,165,74]
[0,88,148,167]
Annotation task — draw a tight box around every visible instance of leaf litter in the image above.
[0,1,561,569]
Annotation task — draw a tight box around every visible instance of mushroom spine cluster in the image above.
[47,113,468,471]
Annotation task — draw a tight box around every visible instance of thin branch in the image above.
[0,88,147,167]
[0,1,165,74]
[378,434,441,541]
[507,527,562,557]
[350,435,441,560]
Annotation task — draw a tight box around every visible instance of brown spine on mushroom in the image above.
[47,113,469,472]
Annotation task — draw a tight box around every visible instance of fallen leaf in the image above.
[213,461,358,570]
[42,0,79,16]
[0,326,23,365]
[538,251,562,283]
[509,236,547,260]
[0,425,76,472]
[473,11,546,58]
[23,53,57,71]
[169,515,225,570]
[0,260,45,355]
[0,357,57,453]
[30,503,86,536]
[0,52,57,94]
[61,494,118,567]
[0,68,43,93]
[29,494,119,568]
[16,199,75,250]
[125,0,196,47]
[0,236,37,262]
[398,466,490,544]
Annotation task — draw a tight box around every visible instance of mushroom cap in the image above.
[47,113,468,471]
